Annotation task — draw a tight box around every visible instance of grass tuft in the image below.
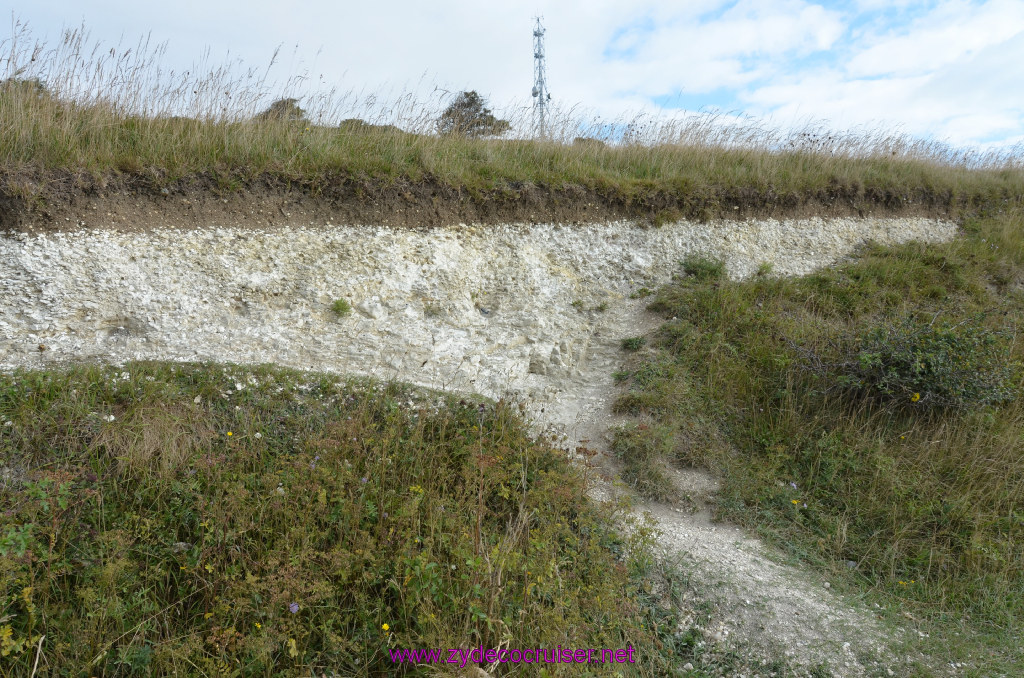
[330,298,352,317]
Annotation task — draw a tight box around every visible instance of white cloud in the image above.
[845,0,1024,77]
[5,0,1024,147]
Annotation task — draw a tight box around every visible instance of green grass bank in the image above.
[612,207,1024,674]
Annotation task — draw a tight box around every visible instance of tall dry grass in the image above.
[2,20,1023,204]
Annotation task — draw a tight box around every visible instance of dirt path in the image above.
[529,297,913,677]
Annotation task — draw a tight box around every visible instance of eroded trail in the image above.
[1,216,957,675]
[546,298,902,677]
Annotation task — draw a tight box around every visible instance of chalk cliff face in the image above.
[0,216,956,436]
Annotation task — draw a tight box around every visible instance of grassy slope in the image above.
[612,207,1024,675]
[1,363,678,676]
[2,82,1024,219]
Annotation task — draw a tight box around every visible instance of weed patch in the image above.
[0,362,675,675]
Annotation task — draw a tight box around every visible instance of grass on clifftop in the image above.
[2,24,1024,214]
[1,363,686,676]
[613,207,1024,674]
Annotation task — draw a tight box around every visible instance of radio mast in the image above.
[531,17,550,138]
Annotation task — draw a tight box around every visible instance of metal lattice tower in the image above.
[531,16,550,138]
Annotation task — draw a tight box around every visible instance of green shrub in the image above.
[331,298,352,317]
[630,287,654,299]
[848,314,1019,410]
[681,255,726,282]
[612,424,676,501]
[621,336,646,351]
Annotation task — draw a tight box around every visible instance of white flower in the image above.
[254,432,262,439]
[194,395,202,404]
[105,414,116,422]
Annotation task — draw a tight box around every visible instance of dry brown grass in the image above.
[2,20,1022,213]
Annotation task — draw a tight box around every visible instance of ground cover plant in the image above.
[0,361,714,676]
[2,22,1024,222]
[612,207,1024,674]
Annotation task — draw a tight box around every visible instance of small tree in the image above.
[256,97,306,122]
[436,91,510,138]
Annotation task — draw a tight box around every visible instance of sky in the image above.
[5,0,1024,149]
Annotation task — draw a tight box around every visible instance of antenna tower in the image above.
[531,16,550,138]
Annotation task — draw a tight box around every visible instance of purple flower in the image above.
[289,602,299,614]
[361,477,368,484]
[789,482,798,490]
[381,512,388,519]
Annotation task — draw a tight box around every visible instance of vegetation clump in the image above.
[838,313,1019,410]
[0,362,680,675]
[330,297,352,317]
[435,91,510,138]
[256,97,307,122]
[615,211,1024,672]
[621,336,646,351]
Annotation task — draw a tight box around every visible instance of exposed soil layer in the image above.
[0,171,967,235]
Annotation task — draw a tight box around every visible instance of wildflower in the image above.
[789,482,798,490]
[205,564,213,573]
[255,622,261,629]
[289,602,299,614]
[791,499,799,505]
[361,477,368,484]
[911,392,921,402]
[204,612,213,619]
[254,432,262,439]
[382,623,390,631]
[227,431,233,437]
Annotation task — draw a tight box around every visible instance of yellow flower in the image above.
[205,564,213,573]
[791,499,799,505]
[227,431,233,436]
[382,623,390,631]
[910,392,921,402]
[254,622,261,629]
[204,612,214,619]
